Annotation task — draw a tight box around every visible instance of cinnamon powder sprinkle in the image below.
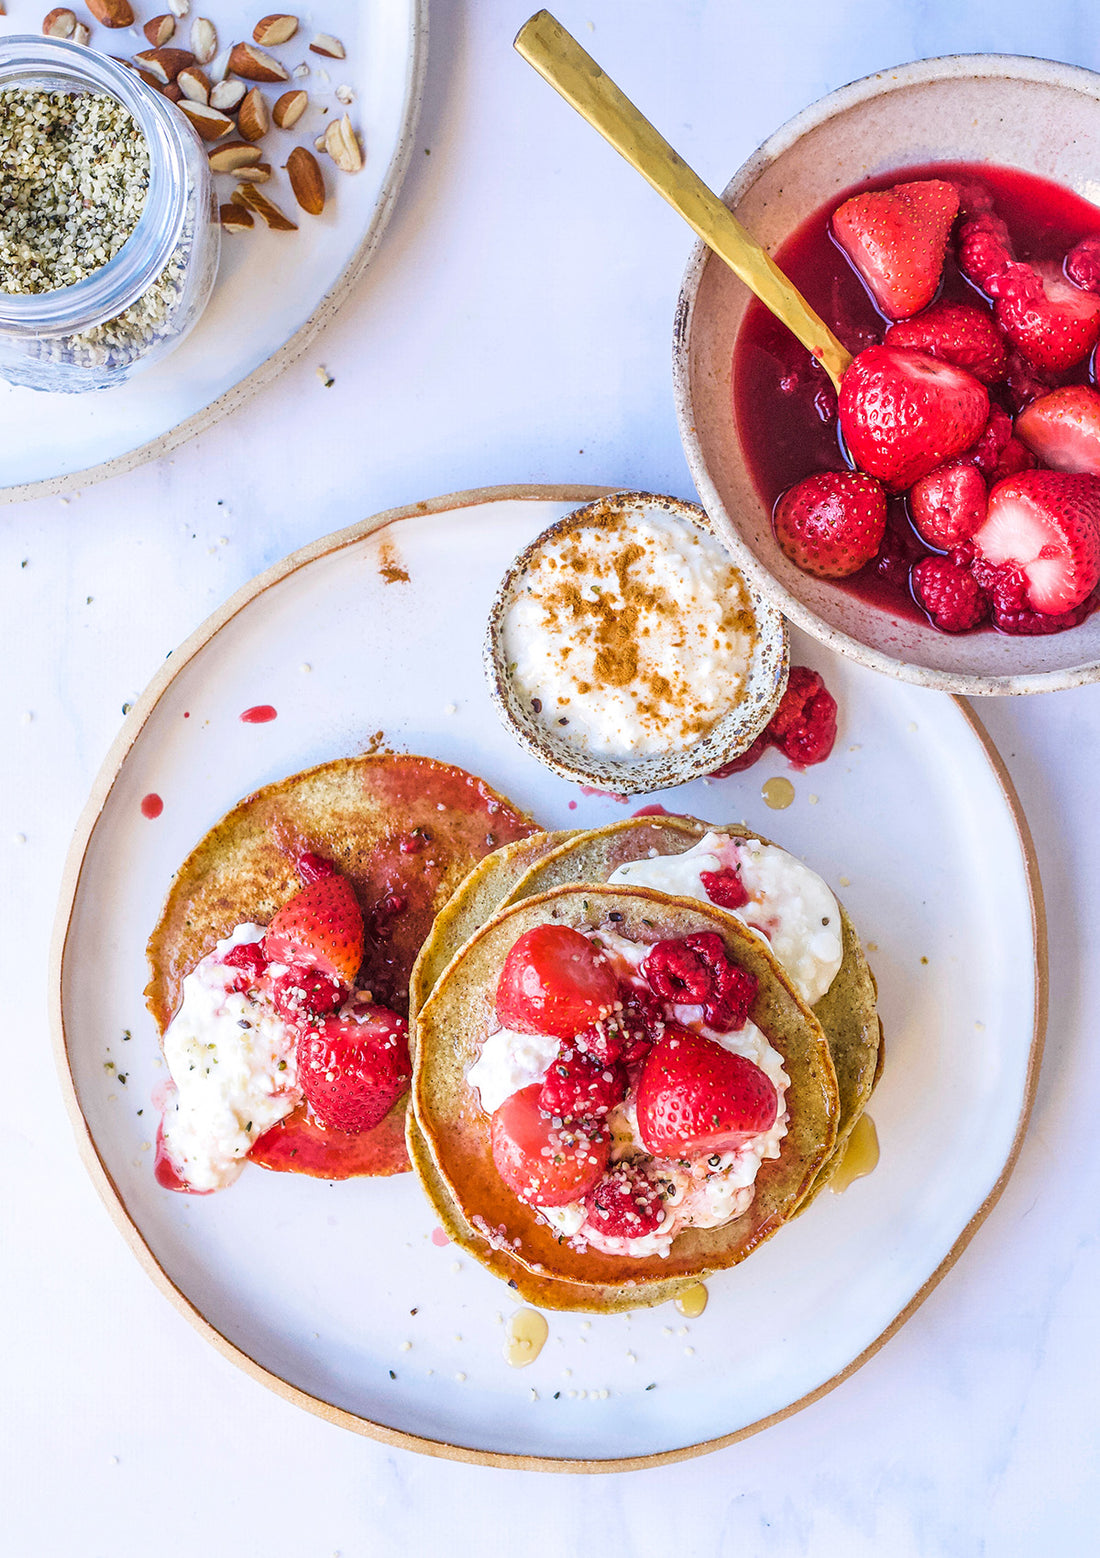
[502,504,757,760]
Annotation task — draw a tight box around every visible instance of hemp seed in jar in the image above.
[0,38,218,392]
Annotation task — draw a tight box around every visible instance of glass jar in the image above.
[0,36,219,392]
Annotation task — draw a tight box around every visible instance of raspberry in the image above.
[537,1043,626,1131]
[296,852,336,883]
[767,665,838,769]
[993,603,1088,634]
[223,941,267,990]
[708,730,769,777]
[911,554,990,633]
[965,404,1014,474]
[953,181,995,219]
[1004,347,1057,413]
[642,933,757,1032]
[584,1160,666,1240]
[1066,236,1100,294]
[581,986,665,1066]
[957,213,1014,292]
[270,968,346,1024]
[988,436,1036,482]
[700,866,750,911]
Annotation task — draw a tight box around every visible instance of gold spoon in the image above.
[514,10,852,391]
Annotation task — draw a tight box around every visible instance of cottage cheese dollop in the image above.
[501,504,759,759]
[159,926,300,1192]
[607,832,843,1005]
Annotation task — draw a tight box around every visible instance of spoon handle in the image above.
[515,9,852,391]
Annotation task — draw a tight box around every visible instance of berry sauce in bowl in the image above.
[674,54,1100,693]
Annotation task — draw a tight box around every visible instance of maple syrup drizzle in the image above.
[504,1308,549,1367]
[762,776,795,810]
[674,1282,708,1319]
[829,1113,879,1192]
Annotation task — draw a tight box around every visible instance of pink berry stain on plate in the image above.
[431,1227,451,1248]
[140,793,164,819]
[240,705,278,724]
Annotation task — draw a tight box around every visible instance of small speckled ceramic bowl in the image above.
[484,491,789,794]
[674,54,1100,695]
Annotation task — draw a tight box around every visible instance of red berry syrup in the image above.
[732,161,1100,631]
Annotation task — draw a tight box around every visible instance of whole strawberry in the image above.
[297,1003,410,1134]
[838,346,990,491]
[832,178,959,319]
[885,301,1007,385]
[773,469,886,578]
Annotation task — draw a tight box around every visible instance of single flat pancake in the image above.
[413,885,839,1299]
[503,816,881,1203]
[146,754,537,1179]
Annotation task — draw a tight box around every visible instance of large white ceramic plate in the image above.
[52,485,1045,1470]
[0,0,425,499]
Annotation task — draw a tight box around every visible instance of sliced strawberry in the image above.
[1066,235,1100,294]
[635,1025,778,1159]
[490,1084,610,1206]
[973,471,1100,614]
[884,301,1006,384]
[839,346,990,492]
[910,554,990,633]
[264,875,364,985]
[584,1160,666,1240]
[297,1004,410,1134]
[831,179,959,319]
[994,261,1100,373]
[537,1041,626,1130]
[773,469,886,578]
[1015,385,1100,475]
[909,461,987,549]
[494,924,619,1039]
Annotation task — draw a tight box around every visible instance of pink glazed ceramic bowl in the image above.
[674,54,1100,695]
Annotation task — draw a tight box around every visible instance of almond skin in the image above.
[87,0,133,26]
[253,13,297,45]
[287,145,324,215]
[227,41,288,81]
[236,86,269,142]
[143,13,175,44]
[272,88,307,128]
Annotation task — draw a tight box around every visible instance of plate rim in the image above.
[48,482,1049,1473]
[0,0,429,505]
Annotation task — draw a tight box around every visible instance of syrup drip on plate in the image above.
[504,1308,549,1367]
[762,776,795,810]
[829,1113,879,1192]
[674,1282,708,1319]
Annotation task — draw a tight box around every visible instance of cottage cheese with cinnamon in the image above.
[500,505,758,759]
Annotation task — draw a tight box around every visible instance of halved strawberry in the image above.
[635,1024,778,1158]
[831,179,959,319]
[972,471,1100,614]
[490,1083,610,1206]
[773,469,886,578]
[884,301,1007,384]
[994,261,1100,373]
[297,1003,410,1133]
[908,461,987,550]
[1015,385,1100,475]
[494,924,619,1038]
[838,346,990,491]
[264,874,364,985]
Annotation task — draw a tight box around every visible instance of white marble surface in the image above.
[4,0,1100,1551]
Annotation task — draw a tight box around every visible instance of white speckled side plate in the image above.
[0,0,425,499]
[51,486,1044,1470]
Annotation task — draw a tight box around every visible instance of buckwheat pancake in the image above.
[412,885,839,1303]
[146,753,537,1179]
[502,817,881,1204]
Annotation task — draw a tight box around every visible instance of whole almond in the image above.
[272,88,307,128]
[236,86,269,142]
[227,42,287,81]
[233,181,297,230]
[87,0,133,26]
[287,145,324,215]
[309,32,344,59]
[208,139,259,172]
[220,202,253,232]
[252,13,297,46]
[42,8,76,38]
[177,99,234,139]
[133,47,195,83]
[324,113,362,173]
[190,16,217,63]
[143,13,175,45]
[177,64,209,102]
[209,78,244,111]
